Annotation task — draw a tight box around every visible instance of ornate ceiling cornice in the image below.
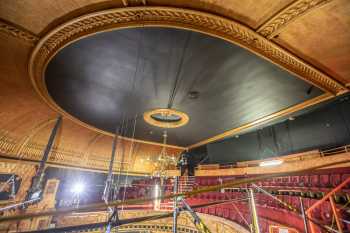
[257,0,334,39]
[0,19,39,46]
[29,7,345,102]
[27,7,346,145]
[122,0,147,7]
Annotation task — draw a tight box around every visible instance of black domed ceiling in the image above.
[45,27,323,147]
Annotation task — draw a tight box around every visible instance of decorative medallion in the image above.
[143,109,189,128]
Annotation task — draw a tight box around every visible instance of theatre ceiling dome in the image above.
[44,26,325,147]
[0,0,349,165]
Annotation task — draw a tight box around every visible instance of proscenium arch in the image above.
[29,6,345,147]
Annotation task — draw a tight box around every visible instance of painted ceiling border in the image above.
[257,0,335,39]
[25,6,347,149]
[0,19,39,46]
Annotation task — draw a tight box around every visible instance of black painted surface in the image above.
[203,95,350,164]
[46,27,322,146]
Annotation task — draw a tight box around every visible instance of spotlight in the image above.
[259,160,283,167]
[71,183,85,194]
[30,190,41,200]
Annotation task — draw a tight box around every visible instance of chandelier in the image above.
[153,131,177,177]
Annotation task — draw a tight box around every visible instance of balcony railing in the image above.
[196,144,350,171]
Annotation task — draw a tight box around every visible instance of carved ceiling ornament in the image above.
[122,0,147,7]
[143,108,189,129]
[0,20,39,46]
[257,0,334,39]
[29,6,346,141]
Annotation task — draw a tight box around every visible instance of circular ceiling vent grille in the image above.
[143,108,189,128]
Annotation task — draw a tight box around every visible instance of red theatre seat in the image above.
[320,174,331,187]
[330,174,341,187]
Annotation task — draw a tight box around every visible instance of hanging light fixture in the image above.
[153,131,178,177]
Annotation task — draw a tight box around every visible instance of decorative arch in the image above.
[14,117,57,157]
[82,133,104,166]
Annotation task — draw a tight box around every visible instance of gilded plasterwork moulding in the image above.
[0,131,135,174]
[143,108,189,128]
[30,7,344,106]
[28,7,347,143]
[122,0,147,6]
[0,20,39,46]
[257,0,334,39]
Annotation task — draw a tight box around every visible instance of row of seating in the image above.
[119,170,350,232]
[195,169,350,189]
[194,203,301,233]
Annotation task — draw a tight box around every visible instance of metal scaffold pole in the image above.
[249,189,260,233]
[173,176,178,233]
[181,198,212,233]
[26,115,62,201]
[299,197,309,233]
[103,127,119,203]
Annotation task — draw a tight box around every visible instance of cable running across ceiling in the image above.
[115,28,144,193]
[103,28,144,230]
[118,28,145,204]
[167,31,192,109]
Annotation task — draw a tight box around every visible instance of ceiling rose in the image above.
[143,108,189,128]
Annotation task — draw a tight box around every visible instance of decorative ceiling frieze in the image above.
[29,7,345,103]
[0,20,39,46]
[27,7,346,147]
[1,3,347,150]
[122,0,147,7]
[257,0,335,39]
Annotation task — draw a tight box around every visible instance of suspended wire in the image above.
[121,115,137,210]
[167,31,192,109]
[118,27,144,208]
[113,29,143,197]
[114,114,126,201]
[106,114,127,232]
